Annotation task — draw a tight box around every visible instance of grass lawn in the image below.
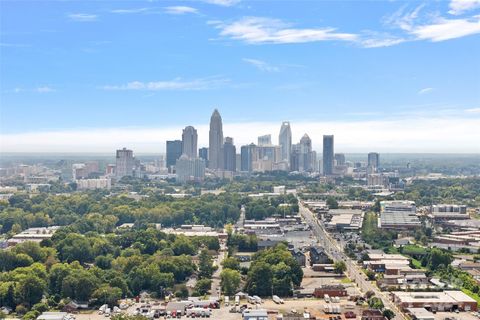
[462,288,480,307]
[341,278,352,284]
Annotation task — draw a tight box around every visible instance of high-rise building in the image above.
[367,152,380,173]
[176,155,205,183]
[223,137,236,172]
[334,153,346,166]
[258,134,272,146]
[290,143,301,172]
[116,147,135,179]
[323,135,334,176]
[199,147,208,164]
[299,133,313,172]
[182,126,198,158]
[166,140,183,171]
[279,121,292,164]
[209,109,224,170]
[241,143,257,172]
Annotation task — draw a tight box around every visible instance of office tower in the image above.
[299,133,313,171]
[290,144,301,172]
[235,154,241,172]
[279,121,292,164]
[115,147,135,179]
[367,152,380,173]
[199,147,208,163]
[258,134,272,146]
[209,109,224,170]
[334,153,346,166]
[241,143,257,172]
[323,135,334,176]
[176,155,206,183]
[182,126,198,158]
[166,140,183,171]
[223,137,236,172]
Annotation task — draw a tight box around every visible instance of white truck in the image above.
[235,295,240,306]
[224,296,230,306]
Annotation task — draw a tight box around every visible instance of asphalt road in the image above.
[298,201,406,320]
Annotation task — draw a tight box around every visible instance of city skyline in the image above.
[1,1,479,153]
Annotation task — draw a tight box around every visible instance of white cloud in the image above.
[418,87,434,95]
[101,77,229,91]
[203,0,240,7]
[360,36,405,48]
[2,117,480,153]
[164,6,198,15]
[216,17,358,44]
[466,107,480,113]
[110,8,150,14]
[409,16,480,41]
[35,86,56,93]
[449,0,480,15]
[385,5,480,42]
[67,13,98,22]
[242,58,279,72]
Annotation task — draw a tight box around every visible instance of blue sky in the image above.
[1,0,480,152]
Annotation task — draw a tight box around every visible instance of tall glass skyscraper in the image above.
[223,137,236,172]
[208,109,224,170]
[166,140,183,171]
[279,122,292,164]
[182,126,198,158]
[323,135,334,176]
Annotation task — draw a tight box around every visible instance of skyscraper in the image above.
[166,140,183,171]
[115,147,135,179]
[176,155,206,183]
[258,134,272,146]
[182,126,198,158]
[334,153,346,166]
[299,133,313,172]
[223,137,236,172]
[209,109,224,170]
[241,143,257,172]
[367,152,380,173]
[279,121,292,164]
[323,135,334,176]
[290,143,301,172]
[199,147,208,163]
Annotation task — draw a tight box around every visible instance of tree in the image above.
[198,249,214,279]
[222,257,240,270]
[245,262,272,297]
[17,274,47,307]
[220,268,241,296]
[333,261,347,274]
[326,197,338,209]
[383,309,395,320]
[56,233,93,264]
[194,279,212,296]
[368,297,384,309]
[365,269,376,281]
[92,286,123,307]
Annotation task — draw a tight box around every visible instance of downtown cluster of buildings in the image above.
[160,109,374,183]
[108,109,385,183]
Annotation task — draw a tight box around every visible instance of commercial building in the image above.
[323,135,334,176]
[391,291,477,312]
[367,152,380,173]
[430,204,469,222]
[313,285,347,298]
[223,137,236,172]
[381,201,416,213]
[257,134,272,146]
[241,143,257,172]
[7,226,60,246]
[115,148,135,179]
[181,126,198,158]
[198,147,208,164]
[325,209,364,231]
[175,155,205,183]
[208,109,224,170]
[166,140,183,171]
[76,178,111,190]
[334,153,345,166]
[309,246,331,265]
[279,121,292,165]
